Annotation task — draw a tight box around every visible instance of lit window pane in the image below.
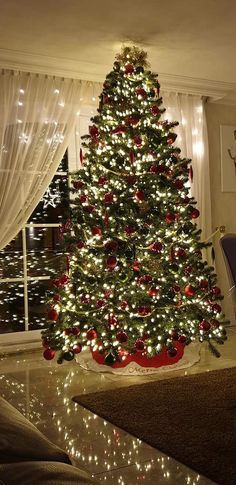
[0,283,25,333]
[28,280,54,331]
[0,233,23,278]
[26,227,66,277]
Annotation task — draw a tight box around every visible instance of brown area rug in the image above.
[73,367,236,485]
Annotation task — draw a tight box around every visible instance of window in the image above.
[0,151,69,335]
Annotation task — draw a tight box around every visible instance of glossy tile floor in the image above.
[1,328,236,485]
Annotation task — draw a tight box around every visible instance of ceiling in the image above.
[1,0,236,101]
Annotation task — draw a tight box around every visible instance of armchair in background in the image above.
[220,234,236,316]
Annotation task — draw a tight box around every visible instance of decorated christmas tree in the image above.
[42,46,228,367]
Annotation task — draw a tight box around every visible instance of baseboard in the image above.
[0,330,41,355]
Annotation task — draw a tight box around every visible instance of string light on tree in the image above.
[42,46,228,368]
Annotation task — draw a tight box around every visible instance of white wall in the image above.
[205,102,236,324]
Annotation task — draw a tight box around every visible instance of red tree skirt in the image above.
[92,341,185,369]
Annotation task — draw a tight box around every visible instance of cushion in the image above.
[0,461,97,485]
[0,397,71,464]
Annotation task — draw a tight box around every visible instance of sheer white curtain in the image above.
[68,82,102,172]
[0,70,84,250]
[162,92,211,241]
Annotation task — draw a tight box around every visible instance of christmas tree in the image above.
[42,46,228,366]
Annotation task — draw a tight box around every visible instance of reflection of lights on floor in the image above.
[0,356,216,485]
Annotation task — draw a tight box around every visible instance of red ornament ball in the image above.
[120,300,129,310]
[77,239,85,249]
[81,294,91,305]
[133,135,142,146]
[148,287,159,297]
[125,225,136,236]
[178,335,187,344]
[180,196,191,205]
[167,133,177,145]
[189,166,194,182]
[138,275,153,285]
[89,125,99,138]
[212,303,222,314]
[104,289,112,299]
[156,164,166,173]
[172,285,181,293]
[103,80,110,89]
[72,180,84,190]
[136,87,147,97]
[80,194,87,203]
[104,192,114,204]
[135,190,145,201]
[191,208,200,219]
[113,125,127,135]
[97,299,106,308]
[126,115,140,126]
[58,274,69,286]
[174,179,184,190]
[116,330,128,343]
[184,266,193,275]
[211,286,221,296]
[184,284,195,297]
[199,279,209,290]
[53,294,61,302]
[107,255,117,270]
[124,63,134,74]
[43,348,55,360]
[176,248,186,258]
[150,105,160,116]
[138,306,151,316]
[98,176,107,186]
[92,226,102,236]
[135,339,145,352]
[71,326,80,336]
[151,241,163,252]
[87,329,98,340]
[48,308,59,321]
[199,319,211,331]
[73,343,82,354]
[165,212,176,223]
[107,313,118,326]
[132,260,140,271]
[83,204,96,213]
[51,278,62,288]
[149,164,159,174]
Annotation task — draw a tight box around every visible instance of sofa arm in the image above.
[0,461,97,485]
[0,397,70,464]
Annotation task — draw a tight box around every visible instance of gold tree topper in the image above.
[116,46,149,67]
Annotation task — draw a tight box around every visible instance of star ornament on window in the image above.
[42,188,60,209]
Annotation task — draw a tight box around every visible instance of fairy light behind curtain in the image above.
[69,84,211,241]
[163,92,211,242]
[0,69,84,250]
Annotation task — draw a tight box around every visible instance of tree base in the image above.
[76,341,201,375]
